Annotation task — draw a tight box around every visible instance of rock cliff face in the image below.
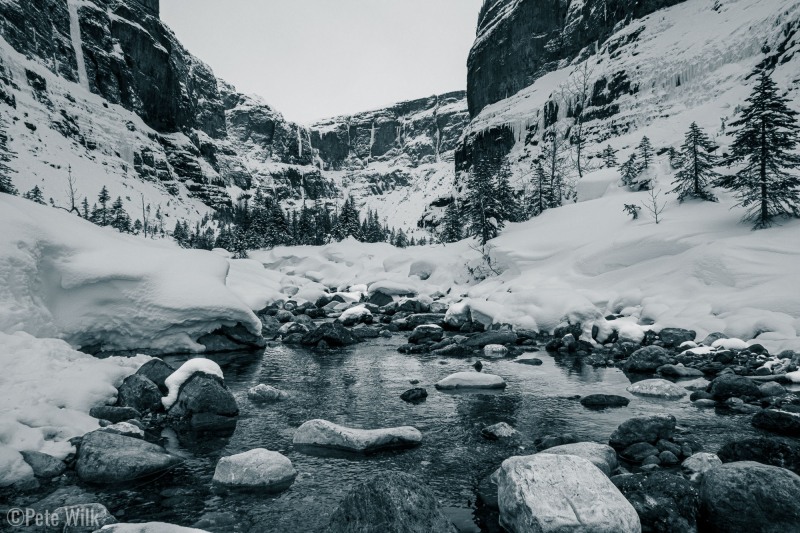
[0,0,468,230]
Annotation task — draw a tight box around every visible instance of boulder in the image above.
[463,330,518,348]
[247,384,289,403]
[328,472,458,532]
[708,374,761,401]
[699,462,800,532]
[513,356,543,366]
[627,379,687,399]
[408,324,444,344]
[134,359,175,394]
[212,449,296,492]
[404,313,446,328]
[483,344,509,358]
[699,332,727,346]
[543,442,618,475]
[681,452,722,481]
[657,364,704,378]
[658,328,696,348]
[400,388,428,403]
[167,372,239,432]
[76,431,180,484]
[300,322,359,347]
[581,394,630,408]
[117,374,162,413]
[623,346,673,373]
[89,406,142,424]
[293,419,422,453]
[758,381,786,397]
[534,434,579,451]
[610,415,677,449]
[368,290,394,307]
[621,442,660,463]
[20,450,66,478]
[435,372,507,390]
[612,472,699,533]
[495,453,640,533]
[481,422,518,440]
[751,409,800,437]
[718,437,800,475]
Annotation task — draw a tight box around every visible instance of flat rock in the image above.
[328,472,457,532]
[76,430,180,484]
[627,379,687,399]
[658,363,704,378]
[292,419,422,453]
[212,449,296,492]
[463,330,518,348]
[542,442,618,475]
[513,356,543,365]
[247,384,289,403]
[580,394,630,408]
[435,372,506,390]
[495,453,640,533]
[400,388,428,403]
[699,461,800,532]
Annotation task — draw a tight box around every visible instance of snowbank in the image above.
[0,331,147,487]
[0,196,261,353]
[162,358,224,409]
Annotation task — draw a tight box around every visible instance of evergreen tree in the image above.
[0,118,17,195]
[173,220,188,246]
[92,186,111,226]
[601,145,618,168]
[110,196,131,232]
[494,161,520,222]
[439,199,463,243]
[464,157,503,244]
[394,229,408,248]
[619,153,640,188]
[23,185,46,204]
[215,224,236,251]
[528,160,553,217]
[133,219,143,234]
[332,197,362,241]
[541,129,569,207]
[671,122,719,202]
[638,136,654,168]
[716,64,800,228]
[265,200,292,247]
[81,197,90,219]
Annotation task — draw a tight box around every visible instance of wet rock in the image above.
[20,450,66,478]
[481,422,518,440]
[495,453,640,533]
[543,442,618,475]
[708,374,761,401]
[622,442,660,463]
[700,332,728,346]
[581,394,630,408]
[751,409,800,437]
[473,360,483,371]
[134,358,175,394]
[367,290,394,307]
[101,523,206,532]
[435,372,506,390]
[117,374,162,413]
[404,313,447,329]
[408,324,444,344]
[483,344,509,358]
[100,421,145,438]
[433,344,470,356]
[681,452,722,481]
[463,330,518,348]
[400,388,428,403]
[610,414,677,450]
[624,345,673,373]
[699,461,800,532]
[247,384,289,403]
[658,328,697,348]
[89,406,142,424]
[718,437,800,475]
[76,430,180,484]
[328,471,458,532]
[212,449,296,492]
[534,434,578,451]
[657,364,704,378]
[301,322,359,347]
[197,323,266,352]
[627,379,687,399]
[513,356,543,365]
[477,472,500,510]
[52,503,117,532]
[293,419,422,453]
[659,450,680,465]
[612,472,700,533]
[167,372,239,432]
[260,315,282,337]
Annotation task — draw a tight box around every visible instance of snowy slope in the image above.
[461,0,800,184]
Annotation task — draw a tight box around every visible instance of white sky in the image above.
[160,0,483,124]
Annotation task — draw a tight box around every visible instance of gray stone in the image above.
[612,472,699,533]
[658,328,697,348]
[117,374,162,413]
[167,372,239,431]
[212,449,296,492]
[20,450,66,478]
[543,442,618,475]
[134,358,175,394]
[247,384,289,403]
[76,431,180,484]
[89,405,142,424]
[610,414,677,449]
[293,419,422,453]
[623,345,672,373]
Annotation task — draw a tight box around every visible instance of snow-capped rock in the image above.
[292,419,422,453]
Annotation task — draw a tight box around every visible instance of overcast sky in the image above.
[160,0,483,124]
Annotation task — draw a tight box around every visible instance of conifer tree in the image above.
[716,64,800,228]
[265,200,292,247]
[541,129,569,207]
[394,229,408,248]
[671,122,719,202]
[0,118,16,195]
[528,160,553,217]
[601,145,617,168]
[638,136,654,168]
[81,197,90,219]
[439,199,463,243]
[110,196,131,232]
[173,220,188,246]
[494,161,519,222]
[619,153,640,188]
[92,186,111,226]
[332,197,362,241]
[23,185,46,204]
[464,157,503,245]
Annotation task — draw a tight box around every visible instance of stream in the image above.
[88,335,780,532]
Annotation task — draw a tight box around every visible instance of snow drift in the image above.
[0,195,262,353]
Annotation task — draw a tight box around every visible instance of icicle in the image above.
[297,127,303,158]
[369,121,376,159]
[67,0,90,91]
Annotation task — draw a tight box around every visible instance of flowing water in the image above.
[91,336,776,532]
